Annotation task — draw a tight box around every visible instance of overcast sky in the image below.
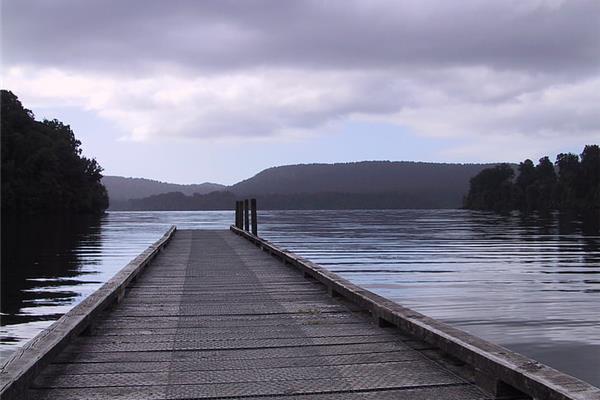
[2,0,599,184]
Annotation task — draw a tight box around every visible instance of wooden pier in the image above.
[2,214,600,399]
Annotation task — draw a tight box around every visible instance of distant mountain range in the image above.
[102,176,225,202]
[107,161,499,210]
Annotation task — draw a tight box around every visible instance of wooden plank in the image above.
[39,351,423,375]
[85,323,398,337]
[28,383,488,400]
[33,361,463,388]
[66,335,405,353]
[53,341,419,364]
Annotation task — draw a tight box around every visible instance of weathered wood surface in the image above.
[26,230,490,399]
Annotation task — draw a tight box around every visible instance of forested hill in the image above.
[102,176,225,202]
[231,161,495,198]
[1,90,108,215]
[112,162,497,210]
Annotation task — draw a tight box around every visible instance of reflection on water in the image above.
[1,210,598,387]
[2,215,101,326]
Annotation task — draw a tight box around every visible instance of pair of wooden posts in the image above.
[235,199,258,235]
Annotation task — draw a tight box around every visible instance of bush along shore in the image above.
[464,145,600,212]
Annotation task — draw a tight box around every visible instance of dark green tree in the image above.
[514,159,535,209]
[580,145,600,209]
[1,90,108,214]
[555,153,582,208]
[463,163,515,211]
[533,156,557,210]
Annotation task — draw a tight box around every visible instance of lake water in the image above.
[1,210,599,387]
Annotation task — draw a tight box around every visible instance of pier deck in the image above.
[27,230,488,399]
[4,226,599,400]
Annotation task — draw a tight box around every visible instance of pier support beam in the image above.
[244,199,250,231]
[234,201,240,228]
[474,371,528,400]
[251,198,258,235]
[238,201,244,229]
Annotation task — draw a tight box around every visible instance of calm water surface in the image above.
[1,210,599,386]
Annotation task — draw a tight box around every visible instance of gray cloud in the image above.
[2,0,599,143]
[4,0,599,74]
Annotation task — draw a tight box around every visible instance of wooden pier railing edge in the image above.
[230,224,600,400]
[0,225,177,400]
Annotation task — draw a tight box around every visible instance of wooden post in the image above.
[251,198,258,235]
[238,201,244,228]
[244,199,250,231]
[234,201,240,228]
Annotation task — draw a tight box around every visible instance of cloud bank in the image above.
[3,0,599,144]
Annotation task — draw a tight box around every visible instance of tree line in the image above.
[111,190,467,211]
[1,90,108,214]
[464,145,600,212]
